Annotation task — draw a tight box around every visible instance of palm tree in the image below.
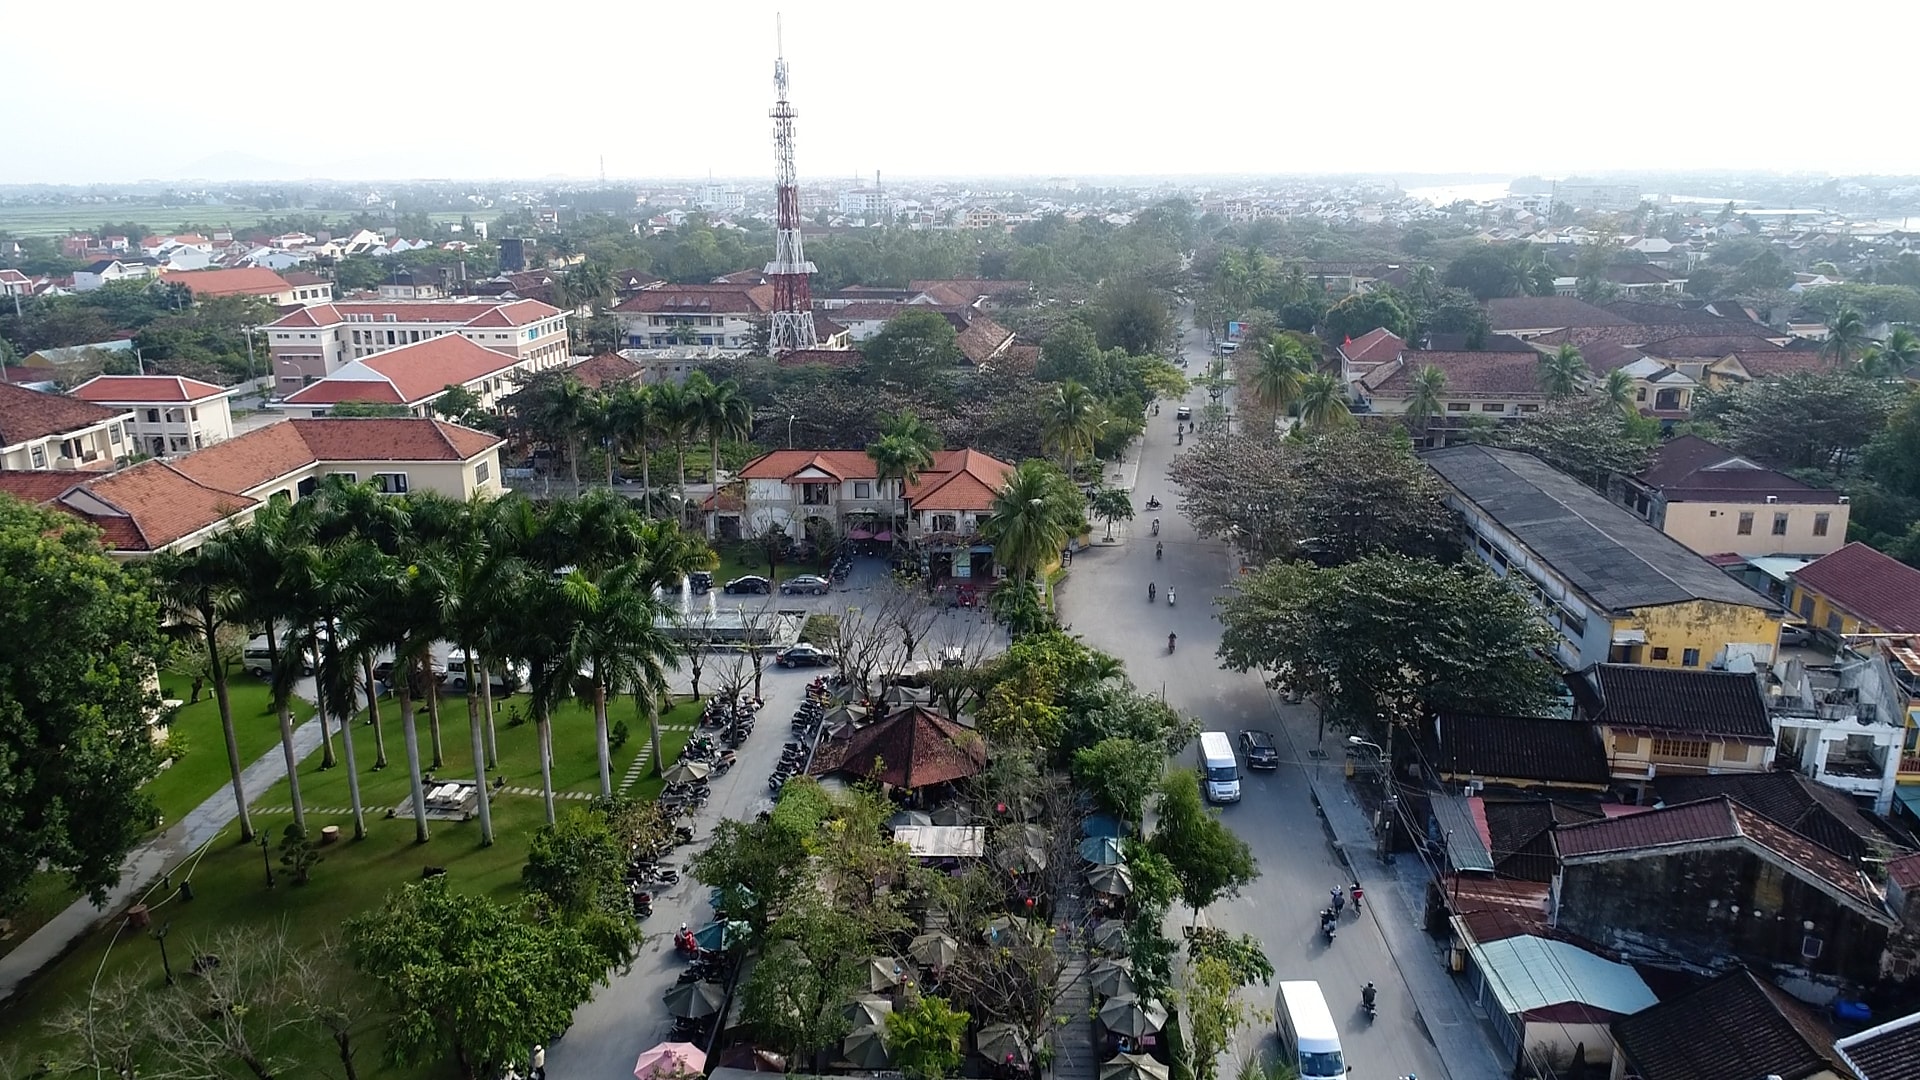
[610,382,655,497]
[1296,372,1353,432]
[881,409,944,453]
[628,518,714,777]
[980,460,1082,581]
[218,501,309,832]
[504,565,576,826]
[1602,369,1637,414]
[564,562,673,798]
[151,544,255,842]
[694,378,753,533]
[1405,364,1447,437]
[651,379,700,522]
[582,389,623,487]
[1536,344,1586,399]
[539,375,594,487]
[1249,336,1309,420]
[867,432,936,540]
[275,507,373,841]
[1041,380,1104,476]
[419,498,511,845]
[1861,326,1920,378]
[1822,308,1868,371]
[359,547,435,844]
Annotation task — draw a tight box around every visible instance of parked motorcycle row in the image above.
[770,678,831,793]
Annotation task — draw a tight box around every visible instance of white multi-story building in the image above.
[698,186,746,213]
[612,283,773,351]
[70,375,237,458]
[263,299,568,396]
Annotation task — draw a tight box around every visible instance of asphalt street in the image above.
[1054,312,1452,1080]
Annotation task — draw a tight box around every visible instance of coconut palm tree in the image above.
[218,501,310,831]
[581,389,624,487]
[881,409,944,453]
[1405,364,1447,438]
[503,564,577,826]
[610,382,655,497]
[1296,372,1353,432]
[867,432,936,539]
[151,543,255,842]
[1861,326,1920,378]
[1822,308,1868,371]
[1041,380,1104,476]
[694,378,753,533]
[1249,336,1309,420]
[357,547,436,844]
[1602,369,1637,414]
[627,517,714,777]
[981,460,1082,581]
[1536,344,1586,399]
[651,378,701,521]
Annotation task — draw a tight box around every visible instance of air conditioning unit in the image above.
[1766,495,1779,504]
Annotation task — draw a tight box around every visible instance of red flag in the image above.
[1344,335,1352,346]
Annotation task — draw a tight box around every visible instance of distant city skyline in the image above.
[8,0,1920,185]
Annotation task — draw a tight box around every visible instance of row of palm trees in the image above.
[1245,336,1353,432]
[521,370,753,506]
[153,485,712,849]
[1820,308,1920,376]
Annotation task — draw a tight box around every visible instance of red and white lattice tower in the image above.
[764,21,817,353]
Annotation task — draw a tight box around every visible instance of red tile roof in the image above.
[1891,851,1920,892]
[1643,335,1793,360]
[1638,435,1843,505]
[264,300,554,330]
[734,448,1014,512]
[172,418,499,494]
[1616,969,1855,1080]
[1728,351,1834,378]
[282,270,328,287]
[776,348,862,368]
[462,298,561,328]
[0,382,131,447]
[1364,351,1546,396]
[613,283,775,314]
[1790,541,1920,632]
[0,460,255,551]
[566,353,643,389]
[282,334,523,406]
[162,267,292,297]
[808,704,986,788]
[908,279,1030,307]
[70,375,229,404]
[955,315,1015,365]
[1340,327,1405,366]
[823,301,908,321]
[1554,796,1878,908]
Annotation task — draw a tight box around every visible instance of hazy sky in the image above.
[8,0,1920,185]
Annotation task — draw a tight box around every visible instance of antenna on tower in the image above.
[764,13,817,355]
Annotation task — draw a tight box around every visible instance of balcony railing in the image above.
[1901,753,1920,776]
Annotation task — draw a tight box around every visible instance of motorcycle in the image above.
[1145,497,1161,511]
[1151,518,1161,536]
[1320,908,1338,941]
[1148,583,1156,603]
[1167,633,1177,654]
[1361,984,1377,1021]
[1156,542,1163,560]
[1167,589,1175,607]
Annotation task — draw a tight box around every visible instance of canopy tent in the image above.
[1098,995,1168,1038]
[982,915,1037,946]
[1083,814,1124,838]
[881,683,931,706]
[1090,918,1127,951]
[1101,1053,1170,1080]
[634,1043,707,1080]
[1086,863,1134,897]
[663,980,726,1019]
[930,803,971,826]
[1079,835,1126,865]
[692,920,749,952]
[842,996,893,1028]
[862,955,905,993]
[995,841,1048,874]
[662,760,712,785]
[909,931,960,968]
[843,1025,890,1069]
[1087,957,1135,998]
[977,1023,1032,1066]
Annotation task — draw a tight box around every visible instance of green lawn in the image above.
[710,541,829,592]
[0,693,696,1075]
[0,874,79,964]
[147,670,313,833]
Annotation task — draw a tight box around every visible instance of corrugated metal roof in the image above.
[1423,444,1781,614]
[1466,934,1658,1018]
[1431,792,1495,872]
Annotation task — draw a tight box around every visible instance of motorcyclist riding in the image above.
[1362,983,1377,1008]
[1148,582,1156,602]
[1167,632,1177,654]
[1156,541,1163,559]
[1166,587,1175,606]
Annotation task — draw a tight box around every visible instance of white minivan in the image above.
[1275,981,1346,1079]
[1198,730,1240,803]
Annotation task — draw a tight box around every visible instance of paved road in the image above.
[549,568,1005,1080]
[1054,312,1455,1080]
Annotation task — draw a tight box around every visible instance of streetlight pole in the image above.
[786,413,796,449]
[259,832,275,888]
[152,921,175,985]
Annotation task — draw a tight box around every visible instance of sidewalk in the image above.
[1292,740,1510,1080]
[0,716,326,1001]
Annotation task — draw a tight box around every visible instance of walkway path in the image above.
[0,715,327,1001]
[1048,891,1096,1080]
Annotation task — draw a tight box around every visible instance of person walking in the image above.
[531,1044,546,1080]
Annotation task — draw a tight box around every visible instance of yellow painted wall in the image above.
[1660,501,1848,558]
[1612,600,1782,667]
[1788,584,1878,636]
[1604,727,1771,779]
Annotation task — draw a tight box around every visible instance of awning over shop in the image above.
[892,824,986,858]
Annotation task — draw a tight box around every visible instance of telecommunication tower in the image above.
[764,18,818,353]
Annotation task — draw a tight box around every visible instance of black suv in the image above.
[1239,729,1280,770]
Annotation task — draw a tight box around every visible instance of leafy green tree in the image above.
[1036,320,1110,388]
[1059,683,1194,758]
[689,809,814,941]
[1218,554,1560,730]
[863,309,963,386]
[1693,372,1902,474]
[1181,956,1261,1080]
[0,496,166,910]
[1185,927,1274,988]
[738,891,880,1061]
[1088,486,1134,539]
[430,384,490,428]
[886,996,970,1080]
[1091,279,1173,355]
[1321,291,1410,341]
[1865,392,1920,499]
[328,401,414,418]
[1072,737,1162,822]
[1148,771,1258,922]
[345,877,607,1080]
[1477,397,1660,488]
[522,806,642,967]
[1443,246,1534,300]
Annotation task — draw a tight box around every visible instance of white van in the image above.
[1275,981,1345,1079]
[1198,731,1240,803]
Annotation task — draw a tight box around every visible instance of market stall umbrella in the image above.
[824,703,868,729]
[662,760,711,785]
[930,803,971,826]
[1090,918,1127,952]
[908,931,959,968]
[842,996,893,1027]
[1100,1053,1170,1080]
[1083,813,1123,838]
[662,980,725,1019]
[843,1025,891,1069]
[1078,835,1125,865]
[863,955,905,992]
[634,1042,707,1080]
[995,842,1048,874]
[1088,957,1136,998]
[1098,995,1167,1038]
[982,915,1034,946]
[692,920,749,952]
[882,683,930,706]
[888,809,933,829]
[976,1023,1031,1065]
[1085,863,1134,897]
